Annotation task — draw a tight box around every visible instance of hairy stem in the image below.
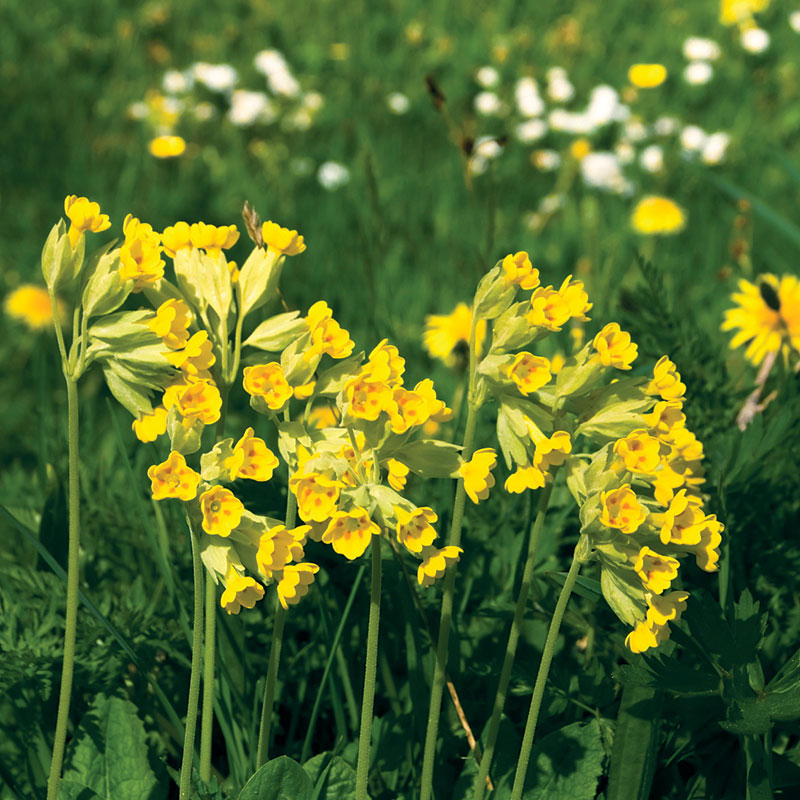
[199,575,216,783]
[256,601,286,768]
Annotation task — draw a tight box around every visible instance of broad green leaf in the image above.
[58,694,166,800]
[304,753,363,800]
[238,756,313,800]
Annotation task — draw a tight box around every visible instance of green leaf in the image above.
[58,694,166,800]
[304,753,363,799]
[388,438,463,478]
[238,756,313,800]
[243,311,307,352]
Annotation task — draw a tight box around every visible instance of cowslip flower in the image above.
[149,135,187,158]
[4,285,65,330]
[508,352,551,395]
[394,506,438,554]
[305,301,355,360]
[200,486,244,537]
[147,299,192,349]
[64,195,111,247]
[362,339,405,385]
[321,508,380,560]
[459,448,497,504]
[148,451,202,500]
[226,427,280,481]
[174,380,222,426]
[625,620,669,653]
[386,459,409,491]
[646,356,686,401]
[614,430,663,474]
[645,400,686,439]
[600,485,647,533]
[243,362,293,409]
[132,406,169,442]
[593,323,638,369]
[220,565,265,614]
[262,220,306,256]
[277,563,319,609]
[628,63,668,88]
[119,214,165,290]
[423,303,487,367]
[290,471,344,522]
[165,330,216,374]
[504,465,546,493]
[631,196,686,235]
[634,547,679,594]
[527,286,571,331]
[559,275,593,321]
[654,490,705,545]
[533,431,572,472]
[693,524,723,571]
[161,222,193,258]
[190,222,240,258]
[418,545,462,587]
[346,376,397,422]
[502,251,540,289]
[257,525,309,575]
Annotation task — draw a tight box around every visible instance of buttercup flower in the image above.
[423,303,487,366]
[593,323,638,369]
[322,508,380,560]
[631,196,686,235]
[418,545,463,587]
[149,135,187,158]
[133,406,169,442]
[200,486,244,537]
[600,485,647,533]
[394,506,438,554]
[634,547,680,594]
[277,563,319,609]
[227,427,280,481]
[261,220,306,256]
[148,451,202,500]
[148,299,192,349]
[508,352,552,395]
[243,363,293,409]
[220,565,264,614]
[64,195,111,247]
[458,448,497,504]
[4,285,65,330]
[502,251,540,289]
[628,64,668,88]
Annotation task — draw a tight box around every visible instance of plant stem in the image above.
[355,536,383,800]
[511,545,583,799]
[472,479,556,800]
[256,600,286,768]
[46,377,81,800]
[199,574,216,783]
[180,527,205,800]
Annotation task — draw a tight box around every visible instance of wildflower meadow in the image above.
[3,1,800,798]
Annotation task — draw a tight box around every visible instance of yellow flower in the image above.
[550,352,566,374]
[243,363,293,410]
[190,222,240,258]
[227,427,280,481]
[633,547,679,594]
[4,285,64,330]
[417,545,462,587]
[149,135,187,158]
[132,406,169,442]
[64,195,111,247]
[394,506,438,554]
[533,431,572,472]
[161,221,193,258]
[174,380,222,427]
[508,352,551,395]
[646,356,686,401]
[631,196,686,235]
[165,330,216,375]
[363,339,406,385]
[458,448,497,504]
[147,451,202,501]
[346,377,397,422]
[527,286,571,331]
[558,275,592,321]
[220,565,264,614]
[119,214,165,290]
[600,485,647,533]
[277,563,319,609]
[290,471,344,522]
[322,508,380,560]
[307,403,339,428]
[625,620,666,653]
[423,303,487,367]
[200,486,244,537]
[593,322,638,369]
[305,301,355,360]
[721,274,800,365]
[646,590,689,627]
[628,64,667,89]
[293,380,316,399]
[614,430,663,474]
[504,465,546,493]
[390,379,450,433]
[147,299,192,349]
[257,525,309,575]
[386,459,409,491]
[261,220,306,256]
[693,523,723,572]
[653,490,706,545]
[720,0,770,27]
[502,251,540,290]
[645,400,686,439]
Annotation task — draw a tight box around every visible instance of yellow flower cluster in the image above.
[161,221,240,259]
[423,303,487,367]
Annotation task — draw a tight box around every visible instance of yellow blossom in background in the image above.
[166,330,216,374]
[243,363,293,409]
[290,472,343,522]
[504,465,546,493]
[63,195,111,247]
[394,506,438,554]
[527,286,571,331]
[502,251,540,289]
[508,352,551,395]
[119,214,165,290]
[132,406,168,442]
[600,485,647,533]
[149,135,187,158]
[631,196,686,235]
[614,430,663,474]
[634,547,680,594]
[200,486,244,537]
[161,222,193,258]
[418,545,462,587]
[190,222,240,257]
[148,451,202,501]
[459,448,497,504]
[550,352,566,373]
[174,380,222,427]
[322,507,380,560]
[593,322,638,369]
[262,220,306,256]
[277,563,320,609]
[628,63,668,88]
[423,303,487,367]
[220,565,264,614]
[569,138,592,160]
[227,427,280,481]
[147,299,192,349]
[4,285,65,331]
[647,356,686,401]
[720,0,770,26]
[307,403,339,428]
[721,274,800,365]
[305,301,355,360]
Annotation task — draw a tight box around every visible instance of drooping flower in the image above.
[386,458,409,491]
[646,356,686,401]
[305,301,355,360]
[147,299,192,349]
[631,196,686,235]
[508,352,552,395]
[633,547,680,594]
[362,339,405,385]
[290,471,344,523]
[558,275,593,321]
[614,430,663,474]
[4,285,65,330]
[394,506,438,554]
[600,485,647,533]
[200,486,244,537]
[533,431,572,472]
[458,448,497,504]
[345,376,397,422]
[64,195,111,247]
[118,214,165,290]
[417,545,463,587]
[133,406,169,442]
[257,525,309,575]
[423,303,487,367]
[226,427,280,481]
[174,380,222,426]
[261,220,306,256]
[504,465,546,493]
[321,508,380,559]
[148,451,202,500]
[220,565,264,614]
[243,363,294,409]
[593,323,638,369]
[165,330,216,374]
[527,286,571,331]
[277,563,319,608]
[501,251,540,289]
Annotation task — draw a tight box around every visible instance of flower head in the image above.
[322,508,380,560]
[395,506,438,554]
[533,431,572,472]
[257,525,309,575]
[502,251,540,289]
[290,471,344,522]
[148,452,202,500]
[527,287,571,331]
[227,427,280,481]
[647,356,686,401]
[64,195,111,247]
[631,196,686,235]
[161,222,193,258]
[558,275,593,321]
[593,323,638,369]
[634,547,680,594]
[133,406,169,443]
[261,220,306,256]
[418,545,462,587]
[628,64,668,88]
[386,458,409,491]
[423,303,486,367]
[277,563,319,609]
[149,135,187,158]
[305,301,354,360]
[174,380,222,426]
[119,214,165,290]
[148,299,192,349]
[243,363,293,409]
[4,285,64,330]
[165,330,216,374]
[504,465,546,493]
[200,486,244,537]
[220,565,264,614]
[508,352,551,395]
[614,430,663,474]
[458,448,497,504]
[190,222,239,258]
[600,485,647,533]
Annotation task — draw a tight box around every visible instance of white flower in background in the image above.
[741,27,770,53]
[546,67,575,102]
[791,11,800,32]
[532,149,561,171]
[193,62,238,93]
[654,116,680,136]
[684,61,714,85]
[193,102,216,121]
[387,92,410,114]
[624,119,648,142]
[549,109,595,135]
[587,85,627,127]
[515,118,548,143]
[640,144,664,173]
[469,155,489,176]
[303,92,323,112]
[476,66,501,88]
[683,37,721,61]
[515,77,545,117]
[254,49,300,97]
[284,109,312,131]
[128,102,149,120]
[474,136,504,160]
[580,152,631,194]
[680,124,707,154]
[290,157,314,176]
[615,141,636,165]
[163,70,192,94]
[318,161,350,190]
[702,132,731,164]
[228,90,276,126]
[474,91,505,116]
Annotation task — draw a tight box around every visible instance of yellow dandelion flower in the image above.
[423,303,487,367]
[4,285,65,331]
[631,196,686,236]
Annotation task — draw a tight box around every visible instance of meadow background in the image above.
[2,1,800,798]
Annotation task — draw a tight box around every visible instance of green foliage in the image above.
[238,756,313,800]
